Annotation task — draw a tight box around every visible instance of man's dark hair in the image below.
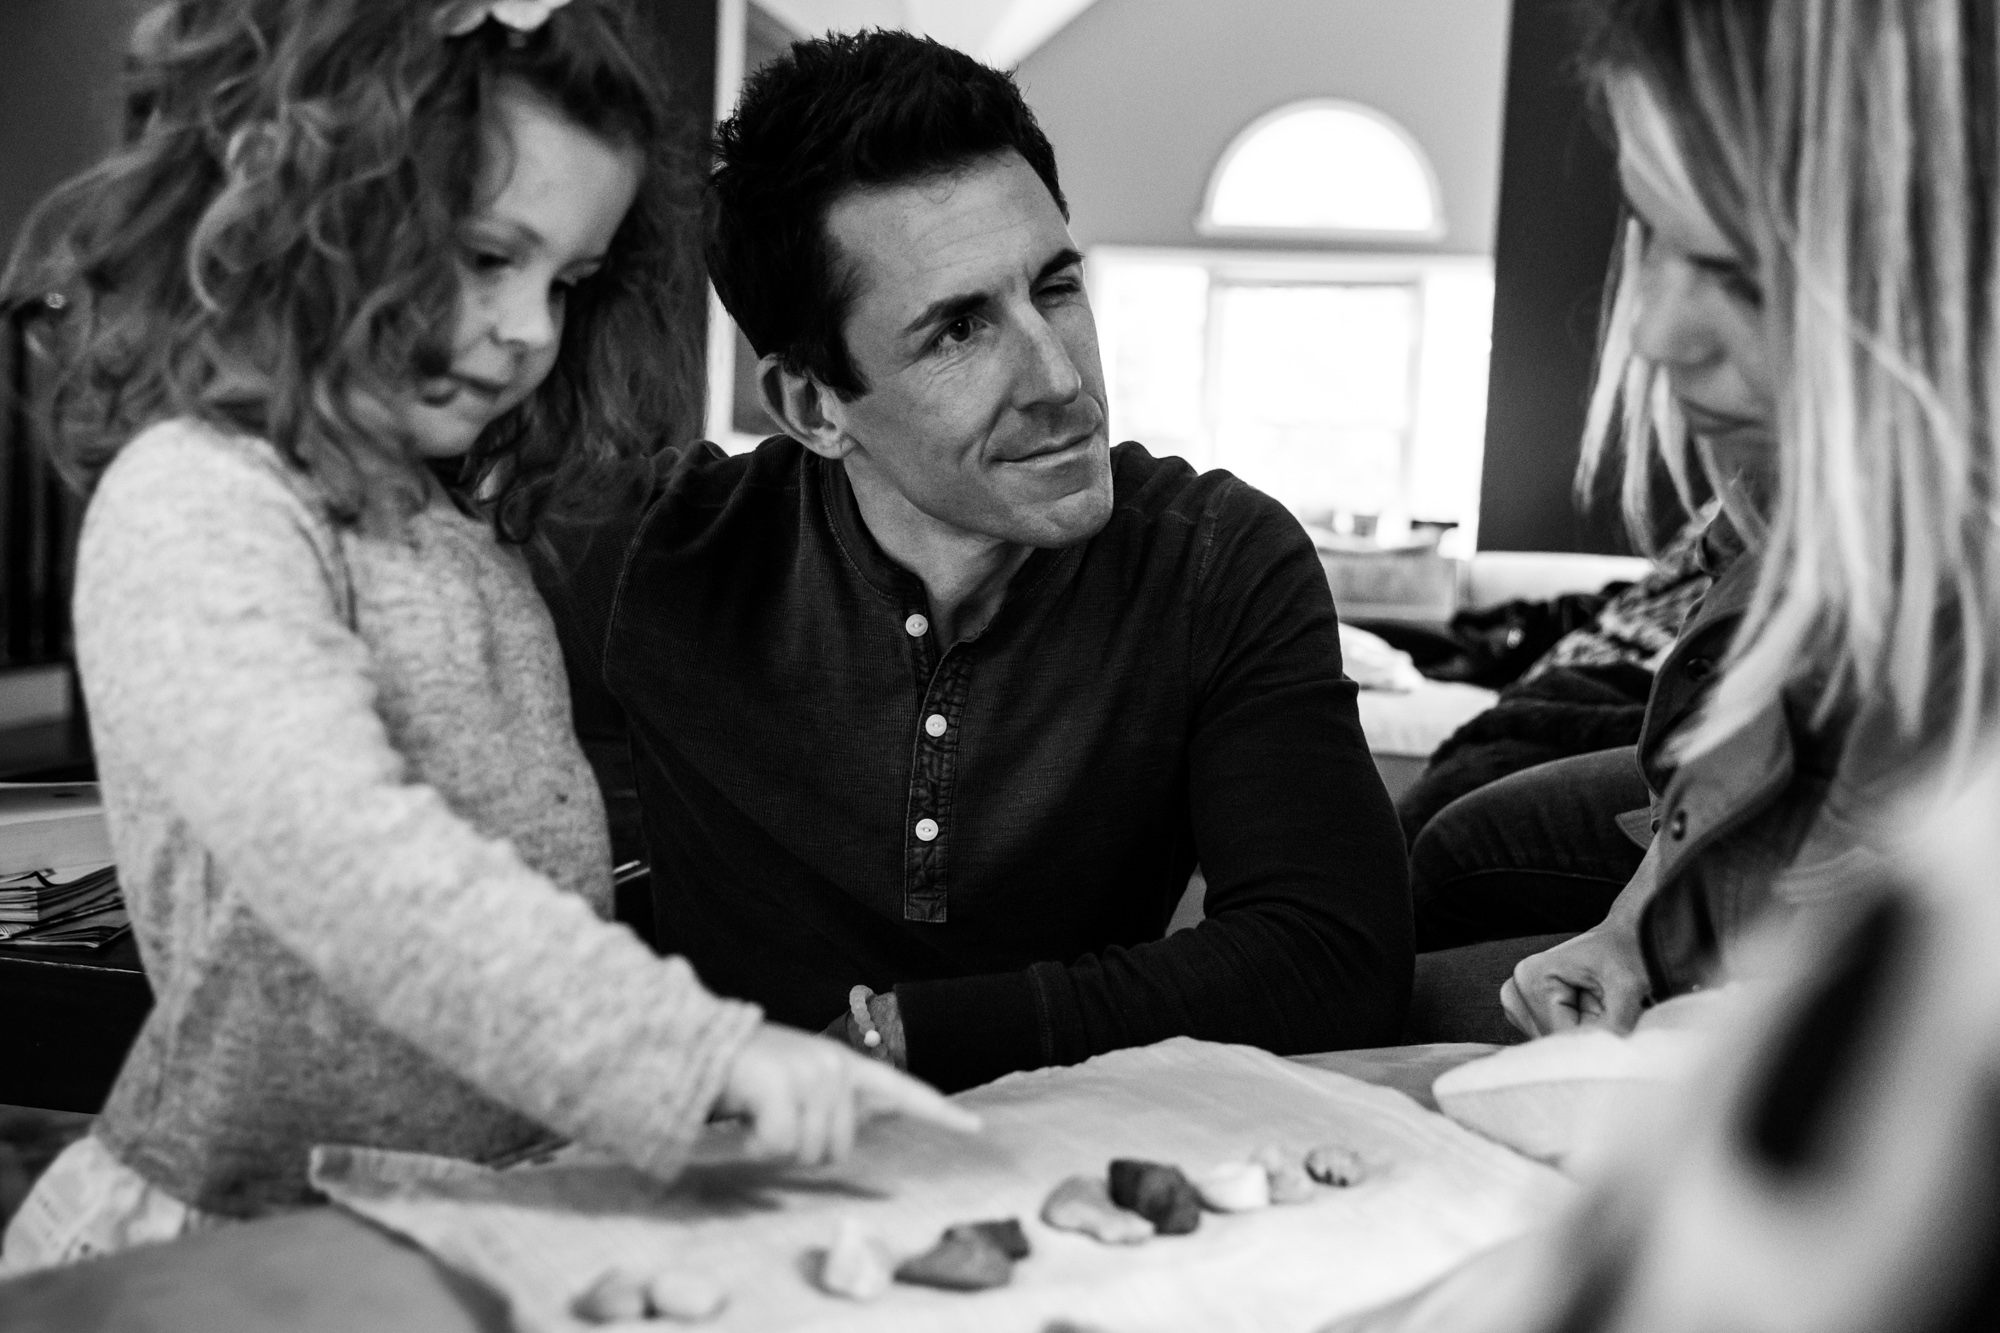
[706,29,1068,400]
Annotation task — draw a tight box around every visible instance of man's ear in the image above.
[758,356,854,461]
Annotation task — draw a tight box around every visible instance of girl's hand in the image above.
[714,1023,979,1165]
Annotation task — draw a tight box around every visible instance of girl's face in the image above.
[1612,77,1777,482]
[403,82,642,460]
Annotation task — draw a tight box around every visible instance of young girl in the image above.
[0,0,967,1272]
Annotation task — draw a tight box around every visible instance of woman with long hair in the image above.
[1498,0,2000,1037]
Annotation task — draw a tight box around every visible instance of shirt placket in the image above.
[900,610,971,923]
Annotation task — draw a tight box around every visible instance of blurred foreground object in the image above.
[1329,740,2000,1333]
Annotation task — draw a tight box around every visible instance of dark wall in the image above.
[646,0,719,449]
[1,1,133,669]
[1475,0,1627,553]
[0,0,133,283]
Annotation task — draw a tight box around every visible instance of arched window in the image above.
[1201,100,1443,240]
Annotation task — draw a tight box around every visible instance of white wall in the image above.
[1015,0,1513,256]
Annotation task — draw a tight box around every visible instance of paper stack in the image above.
[0,783,127,950]
[0,863,126,948]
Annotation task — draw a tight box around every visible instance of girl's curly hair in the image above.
[3,0,699,540]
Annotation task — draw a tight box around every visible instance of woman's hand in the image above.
[714,1023,978,1165]
[1500,922,1650,1037]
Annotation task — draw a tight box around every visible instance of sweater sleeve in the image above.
[73,427,759,1180]
[896,480,1412,1088]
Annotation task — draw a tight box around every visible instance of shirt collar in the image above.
[810,450,1072,624]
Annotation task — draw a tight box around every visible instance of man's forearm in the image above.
[890,888,1408,1093]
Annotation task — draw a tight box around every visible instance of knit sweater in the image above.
[75,420,761,1215]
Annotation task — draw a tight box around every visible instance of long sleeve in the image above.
[76,425,759,1186]
[895,483,1413,1089]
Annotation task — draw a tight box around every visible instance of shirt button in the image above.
[904,613,929,638]
[924,713,948,738]
[1670,809,1689,839]
[914,818,940,842]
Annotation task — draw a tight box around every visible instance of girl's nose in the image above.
[493,281,558,352]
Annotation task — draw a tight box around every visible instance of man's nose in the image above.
[1013,309,1083,406]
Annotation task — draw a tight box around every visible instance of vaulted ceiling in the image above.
[751,0,1100,68]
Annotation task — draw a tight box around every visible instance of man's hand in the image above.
[715,1022,977,1165]
[1499,923,1649,1038]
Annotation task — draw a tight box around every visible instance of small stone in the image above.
[944,1217,1031,1259]
[1107,1159,1202,1235]
[572,1267,649,1323]
[1191,1160,1270,1212]
[894,1230,1013,1291]
[1251,1146,1316,1204]
[1304,1145,1368,1187]
[817,1217,895,1301]
[1041,1175,1154,1244]
[645,1271,727,1322]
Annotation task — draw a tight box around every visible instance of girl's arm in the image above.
[75,427,763,1177]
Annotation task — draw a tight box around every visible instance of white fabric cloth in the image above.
[0,1134,220,1276]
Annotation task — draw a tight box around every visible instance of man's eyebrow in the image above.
[1037,247,1086,283]
[899,247,1088,340]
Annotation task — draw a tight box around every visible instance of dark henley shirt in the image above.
[536,437,1412,1091]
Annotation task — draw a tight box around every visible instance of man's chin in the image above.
[1019,465,1115,549]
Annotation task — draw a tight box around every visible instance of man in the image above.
[542,30,1409,1092]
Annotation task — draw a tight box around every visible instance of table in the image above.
[0,1045,1498,1333]
[0,934,149,1113]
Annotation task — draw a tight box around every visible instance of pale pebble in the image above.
[572,1267,649,1323]
[645,1271,728,1322]
[1041,1175,1154,1244]
[817,1217,896,1301]
[1191,1160,1271,1212]
[1304,1145,1368,1187]
[1251,1145,1317,1204]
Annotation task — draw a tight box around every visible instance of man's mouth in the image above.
[1000,429,1098,464]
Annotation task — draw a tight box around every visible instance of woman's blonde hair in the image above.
[1583,0,2000,778]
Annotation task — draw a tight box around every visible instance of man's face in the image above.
[818,151,1114,549]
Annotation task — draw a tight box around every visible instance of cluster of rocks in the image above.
[1042,1144,1370,1244]
[577,1143,1371,1319]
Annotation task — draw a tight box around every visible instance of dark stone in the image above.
[945,1217,1031,1260]
[893,1231,1013,1292]
[1107,1159,1202,1235]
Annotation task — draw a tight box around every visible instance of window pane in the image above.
[1211,283,1419,523]
[1098,260,1210,465]
[1408,267,1494,553]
